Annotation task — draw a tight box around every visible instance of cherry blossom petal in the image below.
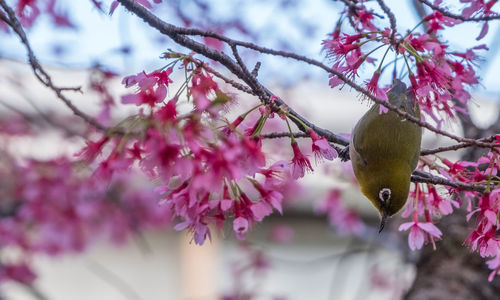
[417,222,442,237]
[409,226,424,250]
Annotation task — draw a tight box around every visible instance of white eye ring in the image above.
[379,188,391,203]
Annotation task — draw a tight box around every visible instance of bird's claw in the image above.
[338,145,350,162]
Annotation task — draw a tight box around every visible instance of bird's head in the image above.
[360,167,412,232]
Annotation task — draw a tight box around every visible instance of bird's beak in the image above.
[379,210,388,233]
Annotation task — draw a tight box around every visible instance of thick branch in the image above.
[262,130,490,192]
[117,0,498,151]
[264,129,498,157]
[116,0,343,147]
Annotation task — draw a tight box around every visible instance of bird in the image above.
[349,79,422,232]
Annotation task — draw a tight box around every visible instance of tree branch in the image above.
[262,132,309,139]
[262,130,498,157]
[113,0,499,193]
[0,0,107,132]
[116,0,344,147]
[261,130,490,192]
[411,170,488,192]
[376,0,398,44]
[420,135,498,155]
[187,57,256,95]
[3,0,495,194]
[116,0,499,152]
[418,0,500,21]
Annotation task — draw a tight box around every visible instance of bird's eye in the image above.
[379,188,391,204]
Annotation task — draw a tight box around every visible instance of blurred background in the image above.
[1,0,500,299]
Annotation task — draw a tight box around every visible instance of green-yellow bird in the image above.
[349,79,422,232]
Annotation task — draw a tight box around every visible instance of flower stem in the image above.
[251,115,269,138]
[285,118,295,143]
[241,104,263,119]
[376,46,392,73]
[286,113,310,132]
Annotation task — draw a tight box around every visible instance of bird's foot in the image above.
[338,145,350,162]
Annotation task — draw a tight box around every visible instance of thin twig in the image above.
[411,170,489,192]
[59,86,83,92]
[251,62,261,77]
[229,43,267,98]
[418,0,500,22]
[262,132,309,139]
[196,61,256,95]
[0,0,107,132]
[0,99,38,124]
[0,98,83,137]
[338,0,359,17]
[376,0,398,44]
[421,135,498,155]
[22,96,85,137]
[337,0,386,19]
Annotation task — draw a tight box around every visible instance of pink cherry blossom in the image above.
[75,136,110,163]
[290,141,313,179]
[233,217,249,240]
[307,128,338,162]
[365,71,389,114]
[399,212,442,251]
[121,85,167,106]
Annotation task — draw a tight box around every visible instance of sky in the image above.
[1,0,499,99]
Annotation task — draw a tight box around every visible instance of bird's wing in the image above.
[349,109,374,167]
[387,79,407,107]
[349,137,367,167]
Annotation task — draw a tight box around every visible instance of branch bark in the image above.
[116,0,499,151]
[112,0,500,194]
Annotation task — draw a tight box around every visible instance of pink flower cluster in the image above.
[0,155,172,285]
[87,63,296,245]
[440,142,500,281]
[322,7,488,126]
[397,138,500,278]
[82,56,339,245]
[464,188,500,281]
